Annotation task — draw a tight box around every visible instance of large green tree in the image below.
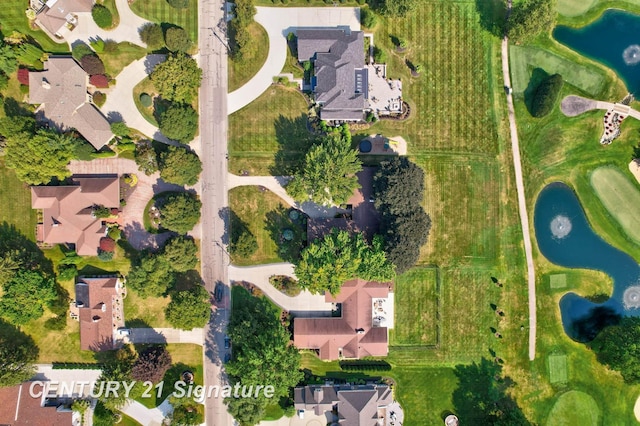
[131,346,172,384]
[164,27,191,53]
[161,235,198,272]
[126,254,175,298]
[295,229,394,295]
[134,140,159,175]
[507,0,556,43]
[5,129,79,185]
[159,104,199,143]
[150,53,202,104]
[591,317,640,383]
[165,285,210,330]
[229,0,256,59]
[225,288,302,425]
[0,41,17,76]
[97,346,137,411]
[159,145,202,186]
[0,319,38,387]
[139,23,164,49]
[373,157,431,274]
[0,270,56,325]
[158,192,202,234]
[287,132,362,206]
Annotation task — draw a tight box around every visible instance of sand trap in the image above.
[634,395,640,422]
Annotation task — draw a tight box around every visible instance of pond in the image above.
[553,9,640,94]
[534,182,640,342]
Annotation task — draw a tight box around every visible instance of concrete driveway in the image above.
[128,328,204,345]
[227,7,361,114]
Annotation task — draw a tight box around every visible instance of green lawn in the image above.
[548,353,568,384]
[390,267,439,346]
[549,274,567,290]
[0,2,69,52]
[546,391,600,426]
[0,160,37,239]
[102,42,147,77]
[130,0,198,43]
[132,77,158,126]
[509,45,607,96]
[228,22,269,92]
[557,0,598,17]
[590,166,640,245]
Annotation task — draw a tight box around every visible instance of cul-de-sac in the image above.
[3,0,640,425]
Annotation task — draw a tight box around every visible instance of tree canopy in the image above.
[159,145,202,186]
[134,140,159,175]
[158,192,202,234]
[97,346,137,411]
[373,157,431,274]
[131,346,172,383]
[150,53,202,104]
[507,0,556,43]
[165,27,192,53]
[0,318,38,387]
[229,0,256,59]
[139,23,165,49]
[126,254,174,298]
[159,104,199,143]
[165,285,210,330]
[287,129,362,206]
[531,73,563,118]
[295,229,394,295]
[5,128,79,185]
[225,288,302,425]
[0,270,56,325]
[80,54,105,76]
[591,317,640,383]
[161,235,198,272]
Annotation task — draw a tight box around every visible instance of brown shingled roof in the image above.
[0,384,72,425]
[76,276,120,351]
[35,0,93,36]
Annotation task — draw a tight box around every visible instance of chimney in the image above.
[92,315,101,322]
[41,78,50,89]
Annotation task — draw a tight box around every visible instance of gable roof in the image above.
[0,384,72,426]
[28,57,114,149]
[75,276,119,351]
[31,176,119,256]
[293,278,389,360]
[36,0,93,36]
[297,28,366,121]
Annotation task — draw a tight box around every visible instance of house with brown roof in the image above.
[75,276,125,351]
[294,383,392,426]
[35,0,93,39]
[307,167,380,242]
[0,383,73,425]
[293,278,391,360]
[31,175,119,256]
[28,57,114,149]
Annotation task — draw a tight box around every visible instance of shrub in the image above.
[373,46,386,64]
[231,230,258,258]
[361,8,377,28]
[107,227,122,241]
[167,0,189,9]
[57,264,77,282]
[92,91,106,107]
[135,141,159,175]
[99,237,116,253]
[139,23,164,49]
[44,315,67,331]
[92,4,113,29]
[0,72,8,91]
[531,73,563,118]
[80,55,105,75]
[97,250,114,261]
[140,93,152,107]
[89,74,109,88]
[90,38,105,53]
[93,205,111,218]
[269,275,300,297]
[165,27,191,53]
[71,43,93,61]
[110,121,129,138]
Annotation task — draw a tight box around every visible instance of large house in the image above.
[75,276,125,351]
[28,57,114,149]
[31,175,119,256]
[297,28,402,122]
[34,0,93,39]
[293,278,392,360]
[0,383,73,425]
[294,383,392,426]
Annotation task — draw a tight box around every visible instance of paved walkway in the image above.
[227,7,361,114]
[228,174,346,219]
[502,1,536,361]
[100,55,172,142]
[120,398,173,426]
[229,263,332,315]
[68,158,199,249]
[60,0,151,48]
[561,94,640,120]
[128,327,204,345]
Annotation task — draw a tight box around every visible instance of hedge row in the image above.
[52,362,102,370]
[339,360,391,371]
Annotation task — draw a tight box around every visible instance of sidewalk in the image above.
[128,328,204,345]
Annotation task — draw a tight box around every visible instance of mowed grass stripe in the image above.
[590,166,640,244]
[556,0,598,17]
[546,391,600,426]
[548,353,568,383]
[390,267,439,346]
[0,160,36,239]
[131,0,198,43]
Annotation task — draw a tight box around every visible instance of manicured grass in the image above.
[389,267,439,346]
[133,77,159,126]
[548,353,568,384]
[549,274,567,290]
[228,22,269,92]
[130,0,198,43]
[0,2,69,53]
[546,391,600,426]
[101,0,121,29]
[557,0,598,17]
[590,166,640,245]
[119,413,142,426]
[228,85,311,175]
[124,290,170,328]
[509,45,606,96]
[102,42,147,77]
[0,159,37,240]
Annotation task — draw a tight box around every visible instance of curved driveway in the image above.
[227,7,361,114]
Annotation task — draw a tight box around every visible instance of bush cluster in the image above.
[92,4,113,29]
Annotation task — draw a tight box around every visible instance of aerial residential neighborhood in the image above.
[3,0,640,425]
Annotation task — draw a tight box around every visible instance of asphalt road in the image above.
[198,0,232,425]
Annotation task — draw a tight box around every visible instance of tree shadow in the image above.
[173,270,204,293]
[524,67,549,115]
[264,205,307,263]
[0,316,39,360]
[474,0,507,37]
[0,222,53,275]
[270,114,316,176]
[3,97,33,118]
[570,305,621,343]
[218,206,231,246]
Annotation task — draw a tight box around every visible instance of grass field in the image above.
[390,267,439,346]
[590,166,640,245]
[548,353,568,384]
[228,22,269,92]
[131,0,198,43]
[557,0,598,17]
[102,42,147,77]
[509,45,607,96]
[0,160,37,240]
[0,1,69,52]
[549,274,568,290]
[546,391,600,426]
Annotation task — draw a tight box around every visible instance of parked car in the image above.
[117,328,131,336]
[224,336,231,349]
[214,283,224,303]
[224,352,231,363]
